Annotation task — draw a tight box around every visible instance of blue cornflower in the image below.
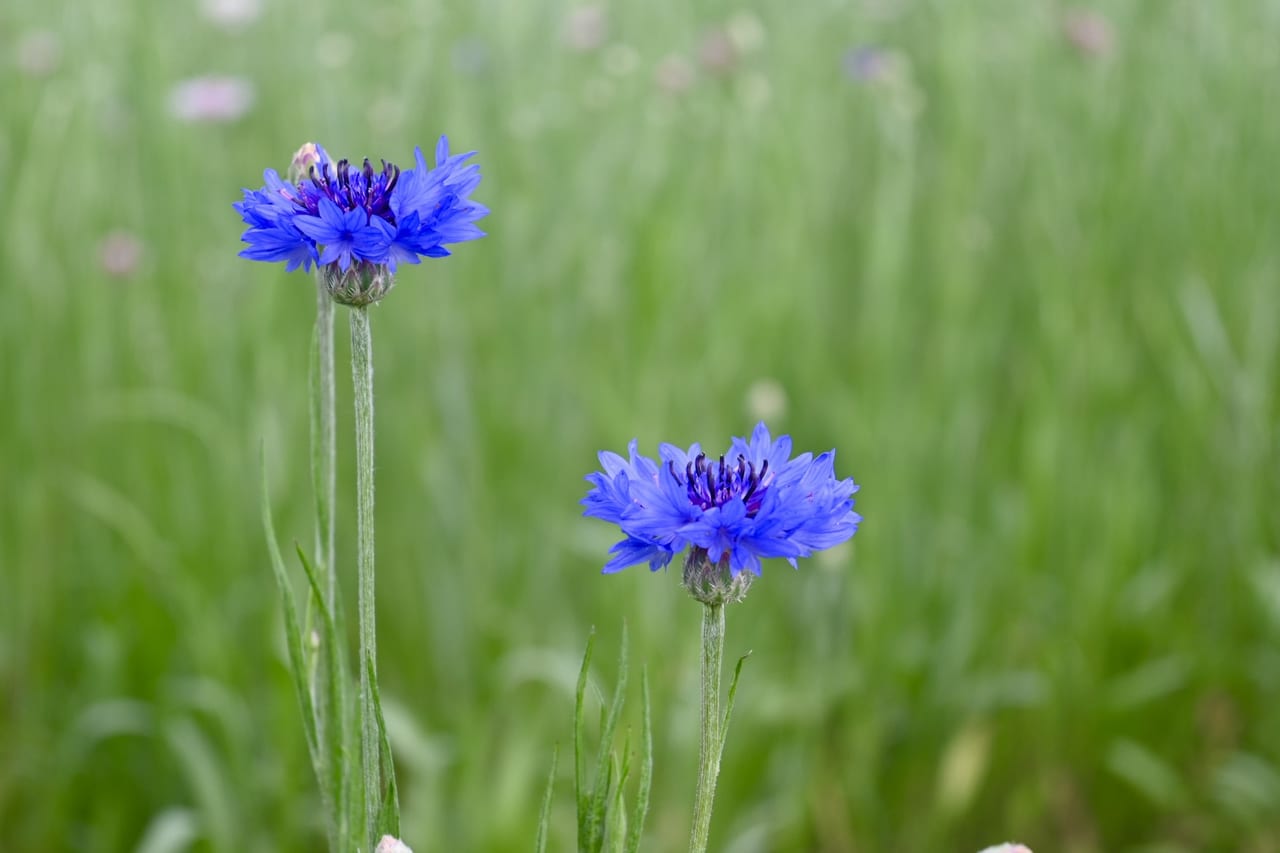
[582,423,861,599]
[235,138,487,303]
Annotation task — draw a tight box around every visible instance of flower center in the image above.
[289,158,402,223]
[671,453,770,516]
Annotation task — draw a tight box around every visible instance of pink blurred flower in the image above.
[699,28,738,76]
[374,837,412,853]
[168,76,255,123]
[1062,8,1114,58]
[99,232,144,279]
[978,845,1033,853]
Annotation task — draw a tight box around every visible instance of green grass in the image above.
[3,0,1280,850]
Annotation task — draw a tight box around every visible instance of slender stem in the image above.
[689,602,725,853]
[314,274,336,612]
[310,274,347,850]
[350,305,379,851]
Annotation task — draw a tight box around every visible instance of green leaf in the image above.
[535,743,559,853]
[617,727,632,803]
[719,651,752,765]
[606,748,628,853]
[574,628,597,849]
[623,668,652,853]
[259,445,320,774]
[163,717,236,853]
[593,757,613,852]
[367,649,401,839]
[296,543,351,849]
[1106,738,1188,810]
[585,624,628,853]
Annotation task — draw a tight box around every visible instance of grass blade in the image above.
[623,668,652,853]
[365,649,401,840]
[607,747,628,853]
[259,445,319,769]
[574,628,597,850]
[535,743,559,853]
[718,651,752,765]
[585,623,628,853]
[296,543,351,849]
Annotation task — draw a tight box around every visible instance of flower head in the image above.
[235,138,487,303]
[583,423,861,601]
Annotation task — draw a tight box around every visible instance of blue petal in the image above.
[602,536,672,574]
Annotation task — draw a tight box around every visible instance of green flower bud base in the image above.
[324,262,396,307]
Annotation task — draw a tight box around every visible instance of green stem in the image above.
[314,274,336,612]
[310,274,348,850]
[688,602,725,853]
[350,305,379,852]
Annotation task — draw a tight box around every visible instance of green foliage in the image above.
[720,651,750,766]
[262,453,352,850]
[535,743,558,853]
[624,670,653,853]
[565,627,652,853]
[295,544,352,850]
[551,628,655,851]
[367,648,402,842]
[2,0,1280,850]
[260,451,321,800]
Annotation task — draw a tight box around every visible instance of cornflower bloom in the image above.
[582,423,861,853]
[235,138,487,304]
[583,421,860,601]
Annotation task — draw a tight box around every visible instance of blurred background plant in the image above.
[2,0,1279,851]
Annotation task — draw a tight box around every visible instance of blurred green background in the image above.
[3,0,1280,850]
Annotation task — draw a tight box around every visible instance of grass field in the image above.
[3,0,1280,850]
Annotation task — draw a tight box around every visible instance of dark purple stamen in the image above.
[670,453,770,516]
[296,156,404,226]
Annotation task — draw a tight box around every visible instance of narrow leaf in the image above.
[367,649,401,839]
[719,651,752,765]
[535,743,559,853]
[259,446,320,768]
[607,748,628,853]
[296,543,350,847]
[623,669,652,853]
[586,624,628,853]
[574,628,597,849]
[617,728,633,799]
